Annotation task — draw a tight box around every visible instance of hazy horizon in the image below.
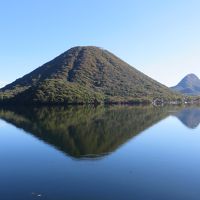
[1,0,200,87]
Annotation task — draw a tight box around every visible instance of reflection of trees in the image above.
[0,106,169,158]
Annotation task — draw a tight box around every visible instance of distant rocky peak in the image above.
[171,73,200,95]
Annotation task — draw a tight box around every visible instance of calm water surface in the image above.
[0,106,200,200]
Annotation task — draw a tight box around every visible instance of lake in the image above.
[0,105,200,200]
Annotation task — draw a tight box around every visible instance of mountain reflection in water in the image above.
[175,107,200,129]
[0,106,171,158]
[0,106,200,159]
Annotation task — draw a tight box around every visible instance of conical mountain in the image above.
[0,46,179,104]
[171,74,200,95]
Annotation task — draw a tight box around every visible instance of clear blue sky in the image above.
[1,0,200,87]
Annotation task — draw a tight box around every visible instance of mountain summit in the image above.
[0,46,179,104]
[171,74,200,95]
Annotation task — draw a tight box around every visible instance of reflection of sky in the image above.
[0,120,7,128]
[1,110,200,199]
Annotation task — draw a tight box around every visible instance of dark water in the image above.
[0,106,200,200]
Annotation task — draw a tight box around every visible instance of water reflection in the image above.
[0,106,169,158]
[175,107,200,129]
